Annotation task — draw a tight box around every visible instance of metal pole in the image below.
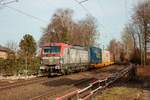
[143,1,146,66]
[141,37,143,65]
[26,53,28,79]
[143,0,149,66]
[103,45,104,50]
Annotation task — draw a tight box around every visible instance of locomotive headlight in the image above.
[60,59,63,64]
[41,60,43,64]
[60,57,64,64]
[55,65,60,69]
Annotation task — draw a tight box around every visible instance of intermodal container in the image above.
[89,47,102,64]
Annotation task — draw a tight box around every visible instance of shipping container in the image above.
[102,50,111,65]
[88,47,102,64]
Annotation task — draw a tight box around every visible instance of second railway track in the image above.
[0,77,48,90]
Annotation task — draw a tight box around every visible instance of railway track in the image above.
[30,78,96,100]
[0,74,78,91]
[0,65,123,91]
[29,65,127,100]
[0,65,127,100]
[0,72,94,91]
[0,77,49,91]
[56,64,134,100]
[0,81,11,86]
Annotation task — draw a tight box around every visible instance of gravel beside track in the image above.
[0,65,125,100]
[0,77,50,91]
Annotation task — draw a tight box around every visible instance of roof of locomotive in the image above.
[41,43,88,50]
[42,42,70,47]
[71,45,87,50]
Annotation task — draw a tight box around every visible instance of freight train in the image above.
[40,43,114,76]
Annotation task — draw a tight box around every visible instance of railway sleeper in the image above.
[47,64,89,77]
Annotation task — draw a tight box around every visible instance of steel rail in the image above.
[56,64,134,100]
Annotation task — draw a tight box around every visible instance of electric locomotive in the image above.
[40,43,89,76]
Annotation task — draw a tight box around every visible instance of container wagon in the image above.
[89,48,114,68]
[102,50,114,66]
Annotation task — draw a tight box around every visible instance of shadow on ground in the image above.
[42,77,97,88]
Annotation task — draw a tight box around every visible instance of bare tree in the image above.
[5,40,18,53]
[133,0,150,65]
[40,9,74,46]
[39,9,98,47]
[122,24,135,61]
[108,39,124,63]
[121,0,150,64]
[78,15,98,47]
[108,39,117,62]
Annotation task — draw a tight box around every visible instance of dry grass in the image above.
[94,86,142,100]
[137,66,150,77]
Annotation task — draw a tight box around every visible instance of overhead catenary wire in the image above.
[0,0,4,3]
[0,0,48,23]
[0,0,18,5]
[124,0,128,21]
[73,0,108,48]
[96,0,111,42]
[79,0,88,4]
[0,0,17,9]
[74,0,105,28]
[0,0,5,3]
[77,0,110,48]
[74,0,93,16]
[3,5,48,23]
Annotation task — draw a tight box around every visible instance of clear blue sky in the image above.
[0,0,139,48]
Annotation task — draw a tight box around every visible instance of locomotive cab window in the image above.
[44,46,61,54]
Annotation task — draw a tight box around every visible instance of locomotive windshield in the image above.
[44,46,61,54]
